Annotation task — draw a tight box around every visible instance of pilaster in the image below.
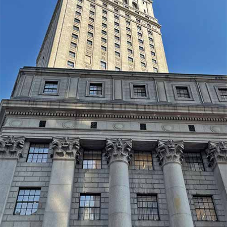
[156,140,194,227]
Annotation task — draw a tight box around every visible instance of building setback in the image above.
[0,0,227,227]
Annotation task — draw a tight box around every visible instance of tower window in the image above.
[127,41,132,46]
[88,32,93,37]
[39,121,46,128]
[115,43,120,48]
[134,151,152,170]
[138,39,143,44]
[126,21,130,26]
[140,123,147,130]
[153,67,158,73]
[128,49,133,54]
[115,67,120,71]
[27,143,49,163]
[127,34,131,39]
[89,83,103,96]
[126,27,131,32]
[91,122,97,129]
[14,188,41,215]
[193,196,217,221]
[72,34,78,39]
[137,26,141,31]
[101,46,106,51]
[138,32,142,37]
[90,4,95,9]
[149,37,153,42]
[69,51,76,58]
[115,22,119,26]
[150,44,154,49]
[101,61,107,69]
[43,81,58,94]
[102,9,107,14]
[79,194,101,220]
[102,16,107,21]
[115,51,120,57]
[71,42,77,48]
[73,26,79,31]
[89,17,94,22]
[90,11,95,15]
[218,88,227,100]
[140,54,145,59]
[114,15,119,20]
[183,152,204,171]
[74,18,80,23]
[151,51,155,56]
[87,40,93,45]
[139,46,144,51]
[133,85,146,97]
[176,86,190,98]
[152,59,157,64]
[115,36,120,41]
[102,30,107,35]
[75,11,81,16]
[114,28,120,33]
[67,61,74,68]
[141,62,146,67]
[88,24,93,29]
[83,150,102,169]
[101,37,107,43]
[137,194,159,220]
[128,57,133,62]
[102,23,107,28]
[77,5,82,9]
[103,2,107,7]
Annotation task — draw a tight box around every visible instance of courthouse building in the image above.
[0,0,227,227]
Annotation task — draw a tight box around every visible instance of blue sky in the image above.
[0,0,226,99]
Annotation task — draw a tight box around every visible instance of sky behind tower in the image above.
[0,0,227,99]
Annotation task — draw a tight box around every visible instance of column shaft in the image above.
[109,161,132,227]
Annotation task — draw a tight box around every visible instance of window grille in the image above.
[43,81,58,94]
[193,196,217,221]
[91,122,97,129]
[137,194,159,220]
[27,143,49,163]
[134,151,152,170]
[39,121,46,128]
[218,88,227,100]
[133,85,146,97]
[83,150,102,169]
[188,125,195,132]
[176,86,190,98]
[14,189,41,215]
[79,194,101,220]
[183,152,204,171]
[89,83,102,95]
[140,123,147,130]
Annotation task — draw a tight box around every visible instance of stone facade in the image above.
[36,0,168,73]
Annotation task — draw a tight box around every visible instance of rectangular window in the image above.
[115,36,120,41]
[90,11,95,15]
[139,46,144,51]
[141,62,146,67]
[133,85,146,97]
[114,28,120,33]
[151,51,155,56]
[85,55,91,64]
[115,67,120,71]
[27,143,49,163]
[115,22,119,26]
[134,152,153,170]
[127,34,131,39]
[90,4,95,9]
[75,11,81,16]
[103,2,107,7]
[140,123,147,131]
[138,39,143,44]
[115,43,120,48]
[126,21,130,26]
[176,86,190,98]
[153,67,158,73]
[74,18,80,23]
[150,44,154,49]
[137,194,159,220]
[126,27,131,32]
[183,152,205,171]
[72,33,78,39]
[39,121,46,128]
[79,194,101,220]
[140,54,145,59]
[14,189,41,215]
[101,61,107,69]
[102,9,107,14]
[101,37,107,43]
[71,42,77,48]
[73,26,79,31]
[89,17,94,22]
[127,41,132,46]
[128,57,133,62]
[218,88,227,100]
[43,81,58,94]
[69,51,76,58]
[115,51,120,57]
[152,59,157,64]
[188,125,195,132]
[128,49,133,54]
[77,4,82,9]
[91,122,97,129]
[83,150,102,169]
[88,32,93,37]
[137,26,141,31]
[89,83,102,95]
[102,30,107,35]
[88,24,93,29]
[87,40,92,45]
[68,61,74,68]
[138,32,142,37]
[102,16,107,21]
[193,196,217,221]
[101,45,106,51]
[149,37,153,42]
[102,23,107,28]
[115,15,119,20]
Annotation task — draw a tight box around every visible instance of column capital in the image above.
[51,137,80,161]
[206,141,227,167]
[156,140,184,167]
[0,135,25,159]
[105,138,132,164]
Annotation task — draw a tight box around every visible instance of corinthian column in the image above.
[106,138,132,227]
[206,141,227,221]
[0,136,25,225]
[156,140,194,227]
[42,137,80,227]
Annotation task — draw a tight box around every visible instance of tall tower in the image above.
[37,0,168,72]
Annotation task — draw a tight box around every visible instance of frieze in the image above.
[51,137,80,161]
[156,140,184,166]
[0,136,25,159]
[105,138,132,164]
[206,141,227,167]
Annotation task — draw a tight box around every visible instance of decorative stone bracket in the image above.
[156,140,184,166]
[206,141,227,167]
[51,137,80,161]
[0,135,25,159]
[105,138,132,164]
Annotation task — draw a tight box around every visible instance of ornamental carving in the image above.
[0,136,25,158]
[105,138,132,164]
[156,140,184,166]
[206,141,227,167]
[51,137,80,160]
